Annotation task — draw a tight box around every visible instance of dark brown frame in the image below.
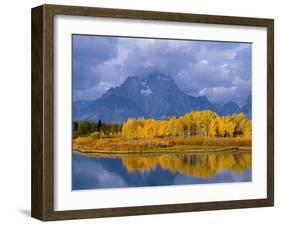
[31,4,274,221]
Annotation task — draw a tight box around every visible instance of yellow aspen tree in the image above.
[218,118,227,137]
[244,120,252,138]
[209,118,219,137]
[226,121,235,137]
[168,116,177,138]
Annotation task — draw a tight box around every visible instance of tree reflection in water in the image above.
[86,150,251,179]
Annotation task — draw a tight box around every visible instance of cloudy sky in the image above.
[72,35,252,104]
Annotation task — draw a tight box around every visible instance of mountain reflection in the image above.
[84,150,251,178]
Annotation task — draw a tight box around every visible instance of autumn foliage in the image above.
[73,110,252,152]
[122,111,251,139]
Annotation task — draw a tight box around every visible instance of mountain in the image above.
[102,73,217,119]
[73,73,251,123]
[73,96,146,123]
[218,101,240,116]
[240,95,252,119]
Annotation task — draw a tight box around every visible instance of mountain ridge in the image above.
[73,73,251,123]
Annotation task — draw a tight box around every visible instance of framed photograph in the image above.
[31,4,274,221]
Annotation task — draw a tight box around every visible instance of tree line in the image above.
[122,111,251,139]
[73,120,122,137]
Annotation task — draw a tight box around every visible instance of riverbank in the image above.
[73,136,251,154]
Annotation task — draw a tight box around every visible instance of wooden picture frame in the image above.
[31,4,274,221]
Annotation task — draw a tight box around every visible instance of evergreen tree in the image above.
[97,119,102,132]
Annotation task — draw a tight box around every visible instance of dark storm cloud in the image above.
[72,35,251,104]
[72,35,118,91]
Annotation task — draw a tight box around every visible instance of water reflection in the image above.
[72,150,252,190]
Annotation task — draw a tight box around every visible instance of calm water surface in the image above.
[72,150,252,190]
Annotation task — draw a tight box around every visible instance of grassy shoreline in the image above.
[73,146,251,155]
[73,136,251,155]
[73,136,251,153]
